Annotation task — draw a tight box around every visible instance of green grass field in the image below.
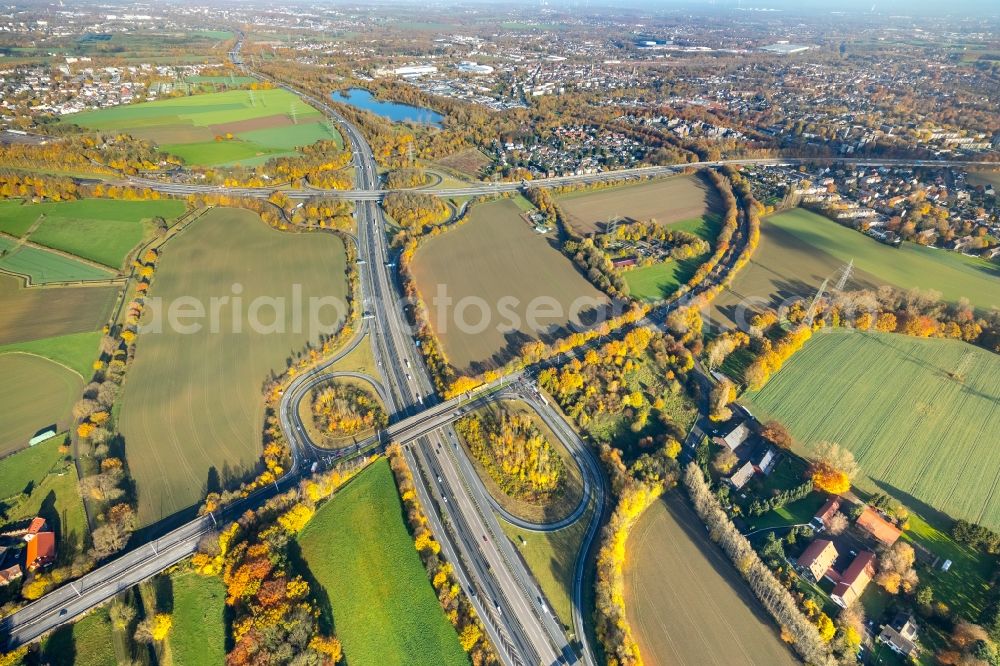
[68,88,337,167]
[744,329,1000,530]
[24,199,185,268]
[0,330,100,377]
[185,75,255,85]
[625,494,798,666]
[713,207,1000,328]
[169,571,226,666]
[0,274,117,346]
[0,244,114,284]
[623,255,708,302]
[500,503,592,630]
[118,207,349,525]
[772,209,1000,306]
[296,459,466,666]
[410,198,608,373]
[0,199,44,236]
[70,88,319,129]
[0,436,87,555]
[0,354,82,457]
[237,121,343,150]
[28,608,117,666]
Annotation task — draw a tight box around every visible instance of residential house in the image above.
[750,446,778,475]
[23,517,56,572]
[856,506,902,546]
[879,613,920,659]
[714,422,751,452]
[796,539,838,582]
[728,461,756,490]
[831,551,876,608]
[0,546,21,586]
[811,496,841,531]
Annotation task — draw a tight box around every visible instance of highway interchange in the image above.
[2,33,996,663]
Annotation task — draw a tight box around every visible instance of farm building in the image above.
[714,422,751,452]
[796,539,838,582]
[878,613,921,659]
[856,507,902,546]
[831,551,876,608]
[811,496,841,531]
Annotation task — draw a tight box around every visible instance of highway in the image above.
[125,156,1000,201]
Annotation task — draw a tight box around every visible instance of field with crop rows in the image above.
[745,329,1000,530]
[626,494,799,666]
[0,275,117,346]
[118,208,349,525]
[410,198,608,374]
[555,175,721,234]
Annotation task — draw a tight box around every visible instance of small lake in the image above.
[332,88,444,127]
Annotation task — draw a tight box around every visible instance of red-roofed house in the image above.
[24,517,56,572]
[26,531,56,571]
[796,539,839,582]
[856,507,901,546]
[811,497,841,531]
[831,551,876,608]
[25,517,47,538]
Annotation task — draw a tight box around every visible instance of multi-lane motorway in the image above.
[9,32,991,662]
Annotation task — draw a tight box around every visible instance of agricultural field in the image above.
[296,459,466,666]
[744,329,1000,530]
[0,274,117,346]
[168,571,227,666]
[409,198,608,374]
[0,242,115,284]
[15,199,185,269]
[0,330,99,378]
[68,88,341,167]
[0,437,88,555]
[118,207,349,525]
[555,174,721,234]
[431,148,492,179]
[0,354,82,456]
[625,494,799,666]
[713,208,1000,328]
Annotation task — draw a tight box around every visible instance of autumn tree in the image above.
[810,442,858,495]
[760,420,793,449]
[876,542,919,594]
